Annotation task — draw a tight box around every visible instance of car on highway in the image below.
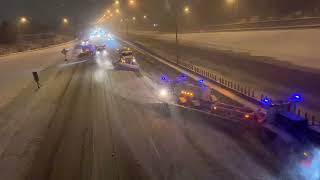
[114,48,139,70]
[81,40,90,46]
[95,45,107,56]
[96,44,106,51]
[78,44,96,57]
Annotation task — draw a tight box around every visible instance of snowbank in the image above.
[135,29,320,70]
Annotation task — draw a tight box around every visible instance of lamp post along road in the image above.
[173,0,179,65]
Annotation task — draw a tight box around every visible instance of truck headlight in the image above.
[159,88,168,98]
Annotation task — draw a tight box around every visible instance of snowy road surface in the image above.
[0,43,282,180]
[0,41,76,109]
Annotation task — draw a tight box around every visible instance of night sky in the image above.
[0,0,112,24]
[1,0,319,26]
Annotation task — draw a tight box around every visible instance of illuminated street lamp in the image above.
[226,0,236,5]
[107,9,111,14]
[20,17,27,24]
[63,18,69,24]
[143,15,147,19]
[184,6,190,14]
[129,0,135,6]
[115,0,120,5]
[226,0,239,18]
[122,0,137,36]
[116,9,120,13]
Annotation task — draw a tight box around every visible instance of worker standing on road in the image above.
[61,48,68,61]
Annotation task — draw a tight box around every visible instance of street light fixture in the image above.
[226,0,238,19]
[116,9,120,13]
[184,6,190,14]
[129,0,135,6]
[132,16,136,21]
[143,15,147,19]
[107,9,111,14]
[20,17,27,24]
[115,0,120,5]
[63,18,69,24]
[226,0,236,5]
[174,4,192,64]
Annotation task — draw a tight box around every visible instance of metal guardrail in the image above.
[177,60,320,126]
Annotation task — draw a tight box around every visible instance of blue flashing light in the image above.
[160,75,168,81]
[198,79,204,84]
[291,93,303,102]
[176,74,188,83]
[261,96,272,105]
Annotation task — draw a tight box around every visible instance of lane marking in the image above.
[149,137,161,159]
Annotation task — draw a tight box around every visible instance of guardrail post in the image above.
[292,104,297,113]
[252,90,255,98]
[311,116,316,126]
[305,113,309,120]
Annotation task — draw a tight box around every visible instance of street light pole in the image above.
[174,0,179,65]
[226,0,238,20]
[124,1,129,36]
[120,0,129,37]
